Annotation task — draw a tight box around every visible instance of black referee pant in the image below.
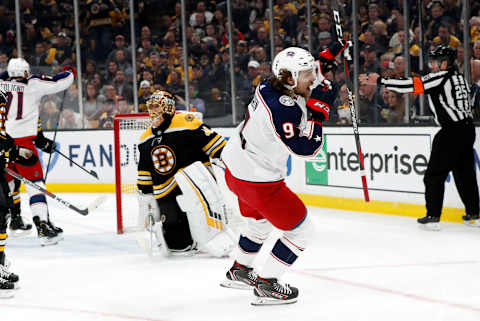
[424,119,479,218]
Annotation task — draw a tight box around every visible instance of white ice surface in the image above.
[1,193,480,321]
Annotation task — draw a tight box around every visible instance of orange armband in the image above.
[412,77,424,94]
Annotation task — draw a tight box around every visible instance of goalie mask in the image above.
[146,90,176,122]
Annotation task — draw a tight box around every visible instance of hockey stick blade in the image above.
[55,148,99,180]
[87,195,108,214]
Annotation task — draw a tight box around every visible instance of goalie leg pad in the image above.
[175,161,233,256]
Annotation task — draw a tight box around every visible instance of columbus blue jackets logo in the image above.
[286,51,295,56]
[279,95,295,106]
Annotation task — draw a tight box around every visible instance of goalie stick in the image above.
[332,0,370,202]
[4,167,106,216]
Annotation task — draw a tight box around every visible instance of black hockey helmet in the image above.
[429,45,456,67]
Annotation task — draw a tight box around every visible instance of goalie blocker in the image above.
[138,161,235,257]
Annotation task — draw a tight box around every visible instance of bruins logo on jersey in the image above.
[151,145,176,175]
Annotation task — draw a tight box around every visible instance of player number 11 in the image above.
[5,91,24,120]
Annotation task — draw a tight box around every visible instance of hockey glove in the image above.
[306,98,330,122]
[35,131,56,154]
[318,39,351,69]
[61,65,77,80]
[9,146,38,167]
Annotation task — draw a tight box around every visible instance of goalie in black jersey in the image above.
[136,90,235,257]
[0,88,37,297]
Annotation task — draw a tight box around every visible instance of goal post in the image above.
[113,113,151,234]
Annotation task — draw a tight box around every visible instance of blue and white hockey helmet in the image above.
[7,58,30,78]
[272,47,315,90]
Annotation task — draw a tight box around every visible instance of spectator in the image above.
[153,51,170,85]
[317,31,332,52]
[40,100,60,130]
[432,23,461,49]
[60,108,86,129]
[190,1,213,27]
[30,42,51,73]
[381,91,406,124]
[191,65,211,100]
[83,83,105,120]
[139,37,154,57]
[426,1,455,40]
[91,72,104,92]
[86,0,115,61]
[103,61,119,85]
[113,49,133,76]
[358,75,384,123]
[175,84,206,114]
[138,80,153,112]
[360,45,381,74]
[117,97,134,114]
[247,60,262,88]
[166,69,185,97]
[473,40,480,60]
[335,84,352,124]
[107,34,131,62]
[0,52,7,73]
[392,56,406,78]
[63,83,80,113]
[113,70,133,104]
[54,32,73,66]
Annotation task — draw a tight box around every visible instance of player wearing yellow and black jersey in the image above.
[136,91,227,252]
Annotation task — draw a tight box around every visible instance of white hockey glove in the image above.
[137,191,160,230]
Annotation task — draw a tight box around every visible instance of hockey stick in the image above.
[45,90,67,181]
[4,167,106,216]
[54,148,99,180]
[332,0,370,202]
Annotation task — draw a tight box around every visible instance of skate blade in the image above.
[251,296,297,306]
[418,223,440,231]
[220,280,252,290]
[8,229,33,238]
[40,236,61,246]
[464,220,480,227]
[0,290,15,299]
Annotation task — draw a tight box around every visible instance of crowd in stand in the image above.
[0,0,479,129]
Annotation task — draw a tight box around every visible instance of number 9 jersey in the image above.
[0,71,74,138]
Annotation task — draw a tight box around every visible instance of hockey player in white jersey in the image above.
[220,46,343,305]
[0,58,76,245]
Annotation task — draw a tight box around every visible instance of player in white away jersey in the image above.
[220,45,346,305]
[0,58,76,245]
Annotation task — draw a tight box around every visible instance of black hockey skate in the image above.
[47,220,64,240]
[462,214,480,227]
[220,261,257,290]
[9,214,33,237]
[417,215,441,231]
[0,264,19,289]
[33,217,60,246]
[252,276,299,306]
[0,277,14,298]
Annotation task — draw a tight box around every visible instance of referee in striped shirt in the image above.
[363,45,479,230]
